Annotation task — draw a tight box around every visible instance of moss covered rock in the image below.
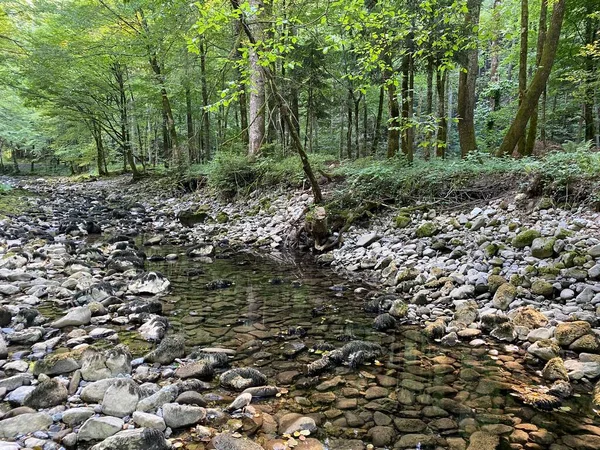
[512,229,541,248]
[492,283,517,310]
[485,243,500,258]
[487,274,507,293]
[394,214,411,229]
[542,358,569,381]
[555,321,591,347]
[531,279,554,297]
[512,306,548,329]
[415,221,439,238]
[216,212,229,223]
[531,237,556,259]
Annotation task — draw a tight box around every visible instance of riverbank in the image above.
[0,174,600,450]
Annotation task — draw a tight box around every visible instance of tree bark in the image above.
[347,89,353,158]
[524,0,547,156]
[583,5,598,143]
[372,85,384,155]
[384,53,400,158]
[248,0,266,157]
[457,0,482,158]
[489,0,501,111]
[497,0,566,157]
[425,57,434,159]
[199,40,211,161]
[401,43,413,162]
[517,0,529,155]
[436,68,448,158]
[185,85,195,162]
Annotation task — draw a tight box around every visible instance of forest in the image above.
[0,0,598,189]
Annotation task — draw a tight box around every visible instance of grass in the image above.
[0,185,35,218]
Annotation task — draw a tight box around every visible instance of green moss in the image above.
[531,237,556,259]
[536,197,553,210]
[485,243,500,257]
[508,222,518,232]
[0,188,36,218]
[510,274,526,287]
[487,274,507,293]
[538,265,560,276]
[216,211,229,223]
[415,221,439,238]
[555,228,573,240]
[394,214,411,229]
[531,279,554,297]
[512,229,541,248]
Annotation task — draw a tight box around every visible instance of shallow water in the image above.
[142,246,600,448]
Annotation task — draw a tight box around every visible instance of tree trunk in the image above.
[497,0,566,157]
[372,85,384,155]
[354,93,361,158]
[347,89,353,158]
[385,53,400,158]
[401,44,413,162]
[583,6,598,143]
[199,40,211,161]
[362,95,368,157]
[247,0,266,157]
[457,0,482,158]
[517,0,529,155]
[524,0,548,156]
[425,57,434,159]
[436,68,448,158]
[113,63,139,177]
[12,146,19,173]
[185,85,195,162]
[489,0,501,111]
[92,120,108,176]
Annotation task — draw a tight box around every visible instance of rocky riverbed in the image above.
[0,175,600,450]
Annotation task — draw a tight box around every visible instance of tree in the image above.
[497,0,567,156]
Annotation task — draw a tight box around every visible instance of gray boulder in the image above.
[78,416,124,441]
[144,335,185,365]
[162,403,206,429]
[0,412,52,439]
[23,375,68,409]
[50,306,91,328]
[90,428,170,450]
[132,412,166,431]
[102,379,140,418]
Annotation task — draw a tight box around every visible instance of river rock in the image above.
[33,351,81,376]
[132,411,166,431]
[211,433,263,450]
[90,428,170,450]
[62,407,95,426]
[528,339,560,361]
[278,413,317,435]
[162,403,206,429]
[493,284,516,311]
[144,334,185,365]
[542,358,569,381]
[23,375,68,409]
[81,348,111,381]
[555,321,591,347]
[81,378,121,403]
[128,272,170,295]
[102,379,140,417]
[136,385,179,412]
[0,412,52,439]
[220,368,267,391]
[50,306,91,328]
[512,306,548,329]
[78,416,124,441]
[531,237,555,258]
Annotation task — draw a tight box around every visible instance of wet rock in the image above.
[467,431,499,450]
[102,378,140,417]
[356,233,380,247]
[138,316,169,342]
[175,361,214,380]
[368,425,395,447]
[373,313,396,331]
[211,433,263,450]
[50,306,91,328]
[0,412,52,439]
[220,368,267,391]
[424,318,445,339]
[144,334,185,365]
[23,375,68,409]
[389,299,408,318]
[242,386,279,397]
[278,413,317,435]
[90,428,170,450]
[542,358,569,381]
[81,348,111,381]
[570,334,600,352]
[162,403,206,428]
[555,321,591,347]
[561,434,600,450]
